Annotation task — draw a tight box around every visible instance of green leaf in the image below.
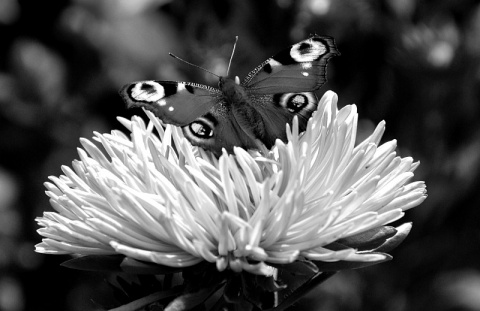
[374,223,412,253]
[313,253,392,271]
[224,274,243,303]
[242,273,278,309]
[165,284,221,311]
[322,241,349,251]
[267,272,337,311]
[256,275,287,292]
[120,257,184,275]
[271,259,319,275]
[61,255,125,272]
[335,226,397,251]
[110,288,183,311]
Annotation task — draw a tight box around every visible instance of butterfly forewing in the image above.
[242,35,339,94]
[119,81,221,126]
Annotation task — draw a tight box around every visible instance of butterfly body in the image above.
[218,76,268,146]
[120,35,339,155]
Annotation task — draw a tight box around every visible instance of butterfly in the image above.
[119,34,339,156]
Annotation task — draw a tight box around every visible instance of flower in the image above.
[36,91,426,277]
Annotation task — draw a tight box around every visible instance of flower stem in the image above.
[108,286,183,311]
[268,271,337,311]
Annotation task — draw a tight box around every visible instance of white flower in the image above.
[35,91,427,276]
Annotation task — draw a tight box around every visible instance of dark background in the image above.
[1,0,480,310]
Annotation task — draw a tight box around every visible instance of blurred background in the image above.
[1,0,480,310]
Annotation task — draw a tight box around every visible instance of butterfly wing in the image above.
[182,103,260,155]
[119,80,221,126]
[120,80,259,155]
[242,35,339,94]
[234,35,338,146]
[245,92,318,147]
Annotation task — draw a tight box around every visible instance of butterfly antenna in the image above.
[169,53,220,78]
[226,36,238,77]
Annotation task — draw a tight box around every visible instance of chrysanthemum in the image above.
[36,91,426,308]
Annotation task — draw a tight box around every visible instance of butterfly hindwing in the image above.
[182,103,260,155]
[242,35,339,94]
[119,81,221,126]
[246,91,318,147]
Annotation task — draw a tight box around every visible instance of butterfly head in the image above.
[218,76,247,105]
[218,76,241,87]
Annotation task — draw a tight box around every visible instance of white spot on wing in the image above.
[302,72,309,76]
[168,106,174,111]
[268,59,282,67]
[290,39,327,62]
[131,81,165,102]
[302,62,312,69]
[158,99,167,106]
[177,83,186,91]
